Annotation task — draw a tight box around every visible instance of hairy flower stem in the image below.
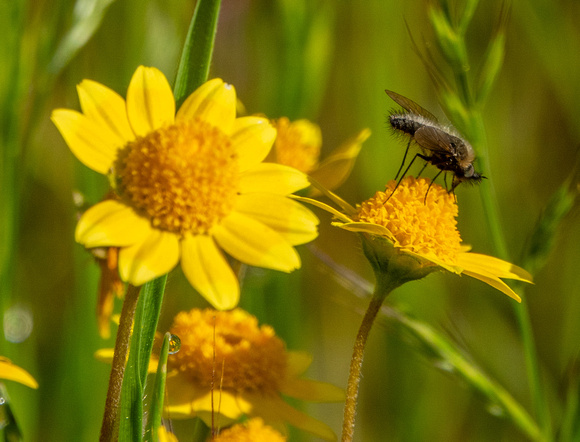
[100,284,141,442]
[341,276,397,442]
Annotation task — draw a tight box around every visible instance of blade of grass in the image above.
[144,333,171,442]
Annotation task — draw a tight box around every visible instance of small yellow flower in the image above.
[270,117,370,193]
[0,357,38,389]
[163,308,343,441]
[158,426,178,442]
[212,418,286,442]
[298,176,532,301]
[52,66,319,309]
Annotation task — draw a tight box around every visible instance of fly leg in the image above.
[385,153,420,203]
[394,138,412,180]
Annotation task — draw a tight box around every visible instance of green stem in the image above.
[99,284,141,442]
[471,99,551,441]
[341,275,399,442]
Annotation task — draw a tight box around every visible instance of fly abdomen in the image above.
[389,113,424,136]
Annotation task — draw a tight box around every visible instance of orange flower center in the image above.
[271,117,321,173]
[355,176,462,264]
[117,118,239,235]
[169,309,287,395]
[213,418,286,442]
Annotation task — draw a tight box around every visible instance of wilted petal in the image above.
[309,128,370,194]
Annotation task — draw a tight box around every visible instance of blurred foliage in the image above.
[1,0,580,440]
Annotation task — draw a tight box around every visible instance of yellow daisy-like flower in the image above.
[163,308,343,441]
[52,66,319,309]
[298,176,532,301]
[212,418,286,442]
[270,117,370,193]
[157,426,178,442]
[0,357,38,389]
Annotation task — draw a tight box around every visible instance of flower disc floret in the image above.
[118,118,239,235]
[356,177,462,265]
[169,309,287,394]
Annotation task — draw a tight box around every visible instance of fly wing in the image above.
[414,125,457,155]
[385,89,438,122]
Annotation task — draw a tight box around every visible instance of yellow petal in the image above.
[77,79,135,144]
[118,229,180,285]
[235,194,318,245]
[213,212,300,272]
[75,200,152,247]
[280,378,344,403]
[243,393,338,441]
[307,177,358,215]
[181,234,240,310]
[192,391,243,425]
[457,252,533,282]
[291,195,353,222]
[126,66,175,137]
[94,348,115,364]
[239,163,309,195]
[286,351,312,377]
[157,427,178,442]
[0,357,38,389]
[231,117,277,172]
[461,269,522,302]
[176,78,236,133]
[336,221,393,237]
[164,377,242,421]
[309,128,370,195]
[51,109,119,174]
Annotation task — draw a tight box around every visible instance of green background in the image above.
[2,0,579,440]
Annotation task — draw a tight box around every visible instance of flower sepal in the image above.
[360,233,441,289]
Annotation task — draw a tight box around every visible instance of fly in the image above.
[385,89,483,200]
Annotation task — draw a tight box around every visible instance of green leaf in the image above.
[386,309,542,441]
[49,0,118,75]
[144,333,171,442]
[173,0,222,106]
[0,383,23,442]
[520,161,579,275]
[118,276,166,442]
[475,6,509,106]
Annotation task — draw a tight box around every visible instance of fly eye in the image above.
[464,164,474,177]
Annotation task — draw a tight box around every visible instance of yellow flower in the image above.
[298,176,532,301]
[158,426,178,442]
[270,117,370,193]
[163,308,344,441]
[52,66,319,309]
[212,418,286,442]
[0,357,38,389]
